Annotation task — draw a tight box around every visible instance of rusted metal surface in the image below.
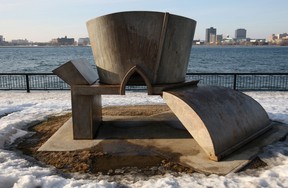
[87,11,196,85]
[163,85,271,161]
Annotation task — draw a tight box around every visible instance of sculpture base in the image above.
[38,107,288,175]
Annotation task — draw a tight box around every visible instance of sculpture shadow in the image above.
[96,116,193,140]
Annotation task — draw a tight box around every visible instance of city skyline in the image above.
[4,29,287,46]
[1,0,287,42]
[0,27,274,43]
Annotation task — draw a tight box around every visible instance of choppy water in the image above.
[0,46,287,73]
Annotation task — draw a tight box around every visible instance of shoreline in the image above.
[1,45,288,48]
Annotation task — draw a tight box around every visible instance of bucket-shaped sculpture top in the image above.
[87,11,196,85]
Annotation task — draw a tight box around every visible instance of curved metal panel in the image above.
[163,85,271,161]
[87,11,196,85]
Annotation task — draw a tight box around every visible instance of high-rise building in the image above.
[235,29,247,39]
[216,35,223,43]
[206,27,216,43]
[0,35,3,43]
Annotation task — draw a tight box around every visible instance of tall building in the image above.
[206,27,217,43]
[235,29,247,40]
[216,34,223,43]
[0,35,4,43]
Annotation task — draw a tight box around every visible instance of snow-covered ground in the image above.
[0,91,287,188]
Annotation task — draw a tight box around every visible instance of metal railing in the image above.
[0,73,69,92]
[0,73,287,92]
[186,73,288,91]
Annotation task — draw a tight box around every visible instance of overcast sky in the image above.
[1,0,287,42]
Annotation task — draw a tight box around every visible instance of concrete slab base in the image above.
[38,111,288,175]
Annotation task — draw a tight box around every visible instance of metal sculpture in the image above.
[53,11,272,161]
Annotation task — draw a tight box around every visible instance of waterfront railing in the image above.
[0,73,69,92]
[186,73,288,91]
[0,73,287,92]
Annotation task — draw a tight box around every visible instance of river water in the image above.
[0,45,287,73]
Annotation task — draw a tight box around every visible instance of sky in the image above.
[0,0,287,42]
